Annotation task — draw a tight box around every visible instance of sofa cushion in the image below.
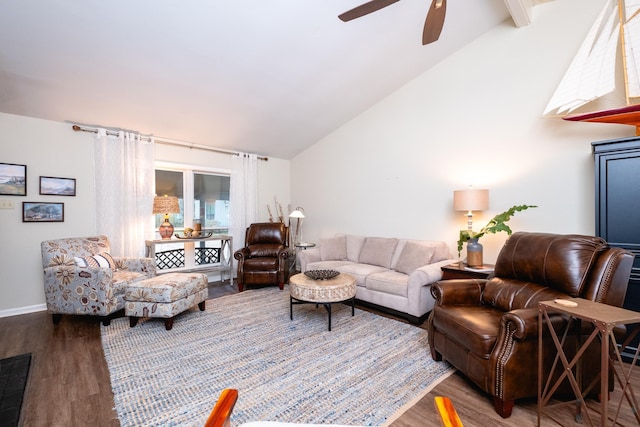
[246,222,287,245]
[494,232,607,297]
[483,277,572,312]
[75,252,117,270]
[345,235,366,262]
[320,235,347,261]
[431,305,502,358]
[366,270,408,297]
[41,235,111,268]
[112,271,150,294]
[333,263,388,288]
[124,272,208,303]
[394,242,435,275]
[243,257,279,271]
[358,237,398,268]
[247,243,283,257]
[430,242,453,263]
[306,260,355,271]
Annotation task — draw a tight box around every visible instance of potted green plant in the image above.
[457,204,537,265]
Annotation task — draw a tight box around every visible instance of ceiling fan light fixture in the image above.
[422,0,447,45]
[339,0,448,46]
[338,0,400,22]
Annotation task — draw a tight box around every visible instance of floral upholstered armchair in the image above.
[41,235,156,325]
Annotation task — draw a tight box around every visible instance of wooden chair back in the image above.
[434,396,463,427]
[204,388,238,427]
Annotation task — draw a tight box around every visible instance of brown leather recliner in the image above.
[427,232,634,418]
[234,222,290,292]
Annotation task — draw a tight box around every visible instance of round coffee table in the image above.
[289,272,357,331]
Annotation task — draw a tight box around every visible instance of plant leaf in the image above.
[456,204,537,256]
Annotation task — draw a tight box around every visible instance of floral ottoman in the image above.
[124,272,208,330]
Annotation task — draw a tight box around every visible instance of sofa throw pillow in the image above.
[394,242,435,275]
[358,237,398,268]
[74,252,117,270]
[346,235,366,262]
[320,236,347,261]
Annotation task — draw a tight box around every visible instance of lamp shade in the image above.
[153,196,180,214]
[453,189,489,212]
[289,208,305,219]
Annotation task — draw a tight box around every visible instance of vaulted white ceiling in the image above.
[0,1,536,159]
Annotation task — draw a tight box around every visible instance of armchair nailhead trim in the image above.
[495,324,516,398]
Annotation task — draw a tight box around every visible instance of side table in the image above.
[292,242,316,272]
[145,235,232,281]
[441,262,494,280]
[538,298,640,426]
[295,242,316,250]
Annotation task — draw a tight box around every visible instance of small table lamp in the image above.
[153,195,180,240]
[453,188,489,231]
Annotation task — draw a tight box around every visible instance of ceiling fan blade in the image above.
[339,0,400,22]
[422,0,446,45]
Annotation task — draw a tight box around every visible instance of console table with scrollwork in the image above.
[145,235,232,282]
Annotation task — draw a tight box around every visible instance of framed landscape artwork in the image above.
[0,163,27,196]
[23,202,64,222]
[40,176,76,196]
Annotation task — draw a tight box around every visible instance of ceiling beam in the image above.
[504,0,533,27]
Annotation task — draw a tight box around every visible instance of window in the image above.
[194,173,230,230]
[154,165,230,235]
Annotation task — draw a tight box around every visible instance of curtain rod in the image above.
[71,125,268,161]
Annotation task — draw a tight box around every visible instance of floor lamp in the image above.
[288,208,305,246]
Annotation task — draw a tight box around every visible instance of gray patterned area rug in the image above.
[101,287,454,427]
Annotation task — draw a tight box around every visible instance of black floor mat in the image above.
[0,353,31,427]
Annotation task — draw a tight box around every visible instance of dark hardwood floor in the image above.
[1,281,639,426]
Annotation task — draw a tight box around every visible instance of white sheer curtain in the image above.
[229,153,258,275]
[94,129,155,257]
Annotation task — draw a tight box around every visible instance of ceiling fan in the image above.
[339,0,446,45]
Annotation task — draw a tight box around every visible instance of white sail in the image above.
[544,0,640,116]
[544,0,619,115]
[624,1,640,97]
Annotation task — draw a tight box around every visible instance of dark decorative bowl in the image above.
[304,269,340,280]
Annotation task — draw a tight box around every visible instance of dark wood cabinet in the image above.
[593,136,640,363]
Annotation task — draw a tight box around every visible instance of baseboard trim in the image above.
[0,304,47,318]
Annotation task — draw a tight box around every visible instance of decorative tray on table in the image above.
[304,269,340,280]
[175,230,213,239]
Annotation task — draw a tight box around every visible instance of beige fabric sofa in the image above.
[298,234,456,323]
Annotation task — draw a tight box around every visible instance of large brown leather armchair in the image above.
[234,222,290,292]
[427,232,634,418]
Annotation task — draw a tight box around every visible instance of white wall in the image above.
[0,113,96,315]
[291,0,631,263]
[0,112,289,314]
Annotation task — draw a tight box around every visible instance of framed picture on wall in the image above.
[39,176,76,196]
[0,163,27,196]
[22,202,64,222]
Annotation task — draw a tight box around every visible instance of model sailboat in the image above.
[544,0,640,133]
